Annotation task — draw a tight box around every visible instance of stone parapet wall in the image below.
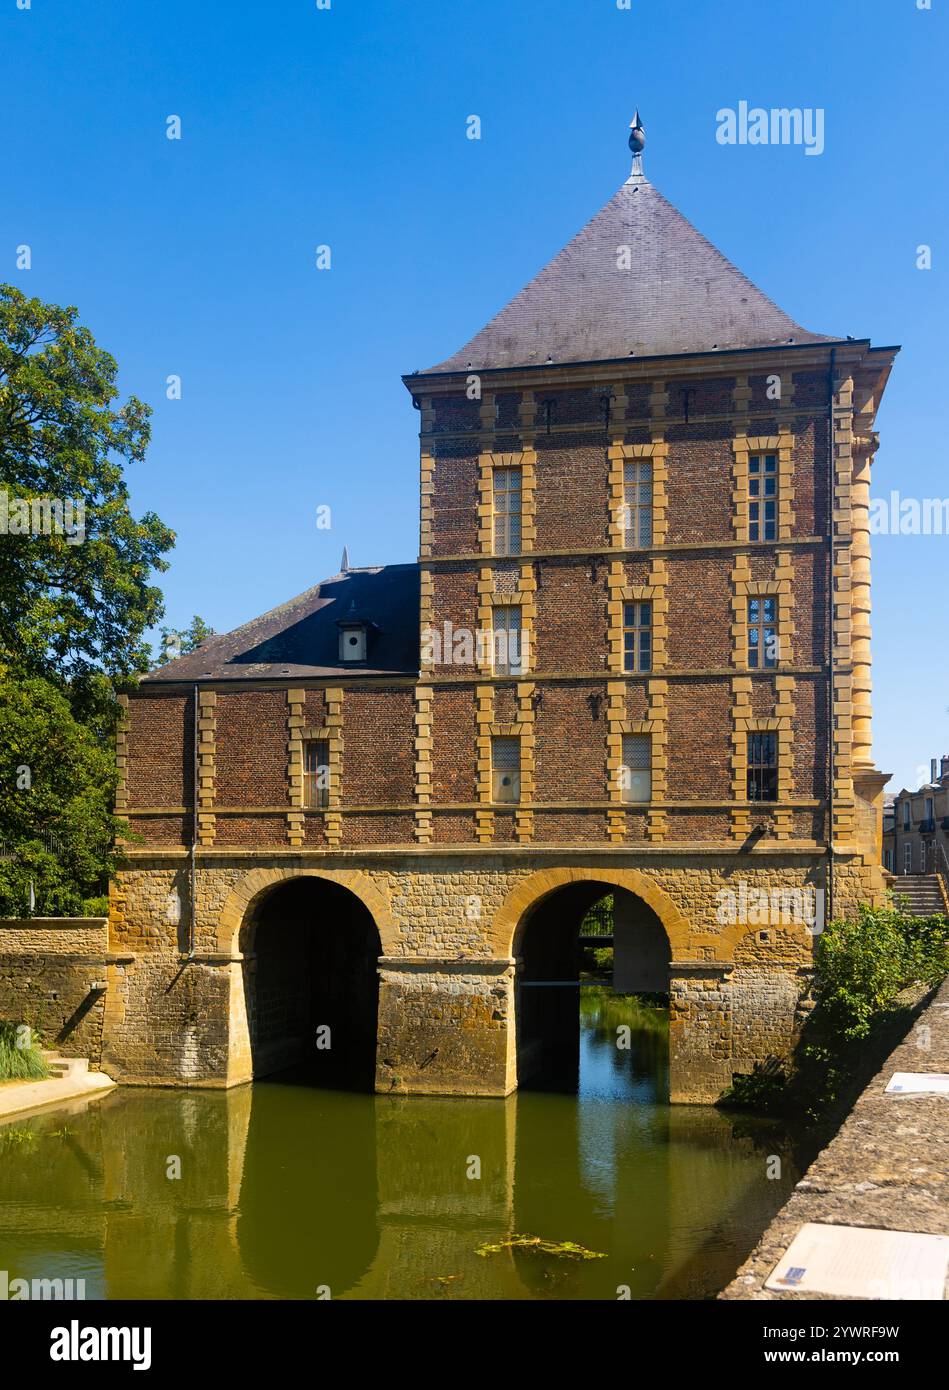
[0,919,111,1065]
[0,917,108,954]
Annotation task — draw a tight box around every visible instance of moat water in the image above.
[0,990,797,1300]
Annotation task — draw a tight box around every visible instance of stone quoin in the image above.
[8,117,897,1103]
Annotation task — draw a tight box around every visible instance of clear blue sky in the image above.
[2,0,945,794]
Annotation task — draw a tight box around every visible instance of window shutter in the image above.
[492,736,520,803]
[621,733,651,803]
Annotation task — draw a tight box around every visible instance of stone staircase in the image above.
[40,1052,90,1081]
[890,874,947,915]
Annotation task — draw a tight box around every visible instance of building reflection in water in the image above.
[0,999,796,1300]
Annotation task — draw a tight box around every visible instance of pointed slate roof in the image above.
[144,564,420,682]
[425,176,835,373]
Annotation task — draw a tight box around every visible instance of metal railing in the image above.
[0,833,63,860]
[936,839,949,913]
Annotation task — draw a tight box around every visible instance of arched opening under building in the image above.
[515,882,671,1096]
[242,877,381,1090]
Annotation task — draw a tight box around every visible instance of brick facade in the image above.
[7,161,898,1103]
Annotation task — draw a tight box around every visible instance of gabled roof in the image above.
[143,564,420,683]
[424,176,836,373]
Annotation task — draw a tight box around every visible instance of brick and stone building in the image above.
[8,121,899,1102]
[883,757,949,912]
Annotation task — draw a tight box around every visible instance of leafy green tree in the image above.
[157,614,216,665]
[0,286,175,912]
[810,904,949,1037]
[0,676,121,915]
[0,284,174,711]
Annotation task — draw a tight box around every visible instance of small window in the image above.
[623,461,653,548]
[883,848,893,871]
[920,841,928,874]
[493,468,522,557]
[903,841,913,874]
[492,605,523,676]
[902,801,911,830]
[748,454,777,542]
[747,732,778,801]
[623,601,652,674]
[338,624,367,662]
[926,796,934,821]
[304,740,330,809]
[748,596,778,669]
[621,733,651,803]
[491,736,520,804]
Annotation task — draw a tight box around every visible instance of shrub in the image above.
[721,904,949,1129]
[813,905,949,1041]
[0,1022,50,1081]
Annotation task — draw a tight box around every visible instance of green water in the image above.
[0,990,796,1300]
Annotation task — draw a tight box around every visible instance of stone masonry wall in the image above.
[0,919,110,1067]
[99,850,887,1100]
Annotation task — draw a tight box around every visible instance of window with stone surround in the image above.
[748,596,778,669]
[303,739,330,809]
[492,604,523,676]
[493,467,522,556]
[491,735,520,803]
[623,460,653,548]
[621,733,651,803]
[747,731,778,801]
[623,601,652,673]
[748,453,777,541]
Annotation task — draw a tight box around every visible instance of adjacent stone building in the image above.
[94,124,899,1101]
[883,757,949,910]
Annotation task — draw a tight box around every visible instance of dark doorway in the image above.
[244,878,381,1090]
[515,882,670,1093]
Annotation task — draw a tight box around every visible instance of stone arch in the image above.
[491,866,706,961]
[217,866,399,957]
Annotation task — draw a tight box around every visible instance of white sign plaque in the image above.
[765,1222,949,1300]
[885,1071,949,1095]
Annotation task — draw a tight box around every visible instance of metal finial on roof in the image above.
[627,109,646,183]
[340,545,349,572]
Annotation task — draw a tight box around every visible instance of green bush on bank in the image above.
[0,1022,49,1081]
[721,904,949,1127]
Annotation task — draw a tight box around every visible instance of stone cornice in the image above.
[402,340,880,397]
[124,797,824,817]
[119,841,834,863]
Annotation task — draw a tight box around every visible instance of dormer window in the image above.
[339,622,368,662]
[336,602,377,663]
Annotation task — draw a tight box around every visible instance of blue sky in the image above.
[2,0,945,794]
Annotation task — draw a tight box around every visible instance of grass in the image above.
[0,1022,50,1082]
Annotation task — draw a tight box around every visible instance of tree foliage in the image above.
[721,904,949,1126]
[811,905,949,1040]
[157,614,216,665]
[0,676,123,915]
[0,284,173,707]
[0,286,174,914]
